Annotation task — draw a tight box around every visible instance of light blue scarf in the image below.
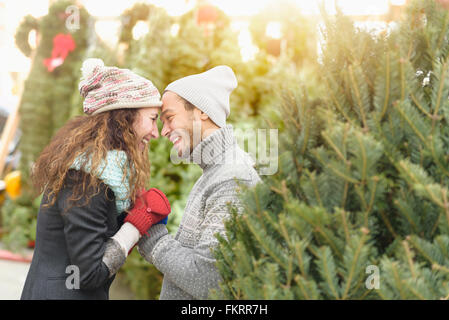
[69,150,132,214]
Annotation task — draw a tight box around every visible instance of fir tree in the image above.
[3,0,117,253]
[14,0,91,183]
[213,0,449,300]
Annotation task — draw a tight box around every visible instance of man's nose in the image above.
[161,123,170,137]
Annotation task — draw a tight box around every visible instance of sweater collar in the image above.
[189,125,236,170]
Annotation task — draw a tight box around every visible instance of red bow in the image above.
[43,33,76,72]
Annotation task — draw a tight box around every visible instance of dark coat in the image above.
[21,170,125,300]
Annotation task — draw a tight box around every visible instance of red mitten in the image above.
[124,188,171,236]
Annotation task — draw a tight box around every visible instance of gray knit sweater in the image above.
[137,125,261,299]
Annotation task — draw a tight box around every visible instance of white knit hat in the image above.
[164,66,237,128]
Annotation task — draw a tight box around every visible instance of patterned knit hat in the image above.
[79,58,162,115]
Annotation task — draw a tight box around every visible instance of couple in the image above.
[20,58,260,300]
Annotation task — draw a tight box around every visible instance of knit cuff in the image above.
[137,224,168,264]
[102,238,127,278]
[124,209,155,235]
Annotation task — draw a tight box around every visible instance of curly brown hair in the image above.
[31,109,151,210]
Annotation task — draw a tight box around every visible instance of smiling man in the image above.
[159,92,207,159]
[136,66,261,300]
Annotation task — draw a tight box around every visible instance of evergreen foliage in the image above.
[213,0,449,300]
[15,0,91,183]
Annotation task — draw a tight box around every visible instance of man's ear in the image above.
[199,111,209,121]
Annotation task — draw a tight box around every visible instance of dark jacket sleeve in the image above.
[58,180,114,290]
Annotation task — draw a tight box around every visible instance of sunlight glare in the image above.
[266,22,282,39]
[336,0,390,15]
[210,0,393,16]
[233,21,259,62]
[95,20,121,46]
[171,23,180,37]
[132,21,149,40]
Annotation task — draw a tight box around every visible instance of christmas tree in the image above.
[2,0,90,252]
[213,0,449,300]
[2,0,118,253]
[15,0,91,183]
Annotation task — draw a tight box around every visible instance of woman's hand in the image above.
[124,188,171,236]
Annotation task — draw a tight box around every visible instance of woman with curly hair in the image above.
[21,59,171,300]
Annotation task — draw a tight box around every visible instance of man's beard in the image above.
[178,121,202,159]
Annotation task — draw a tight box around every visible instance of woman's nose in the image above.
[153,126,160,139]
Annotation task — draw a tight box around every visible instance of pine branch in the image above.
[341,229,369,299]
[348,65,368,129]
[242,214,289,269]
[317,246,341,299]
[379,52,391,120]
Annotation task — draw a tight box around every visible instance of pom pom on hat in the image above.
[81,58,104,79]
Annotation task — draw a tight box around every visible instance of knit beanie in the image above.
[79,58,162,115]
[164,65,237,128]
